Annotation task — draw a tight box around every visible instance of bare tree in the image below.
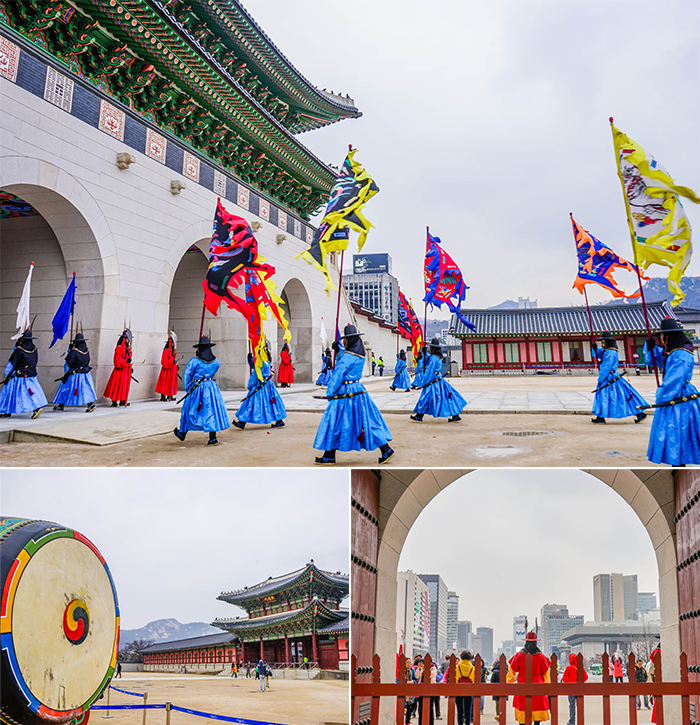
[118,639,154,663]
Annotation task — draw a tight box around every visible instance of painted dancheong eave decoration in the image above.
[0,0,361,219]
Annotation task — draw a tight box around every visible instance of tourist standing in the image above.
[0,330,47,419]
[371,352,376,375]
[491,658,508,720]
[590,331,648,424]
[257,659,267,692]
[455,651,474,725]
[647,318,700,466]
[155,333,178,401]
[313,325,394,465]
[103,329,133,407]
[635,660,649,709]
[561,653,588,724]
[278,341,294,387]
[52,332,97,413]
[506,632,551,724]
[232,343,286,430]
[378,356,385,376]
[411,338,466,423]
[173,336,230,446]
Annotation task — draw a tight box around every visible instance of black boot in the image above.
[173,428,186,441]
[315,449,336,465]
[207,431,219,446]
[378,444,394,464]
[410,413,423,421]
[635,412,648,423]
[270,420,285,428]
[591,416,606,424]
[232,419,246,430]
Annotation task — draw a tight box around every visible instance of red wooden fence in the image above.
[351,651,700,725]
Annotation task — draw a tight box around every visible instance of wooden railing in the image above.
[351,651,700,725]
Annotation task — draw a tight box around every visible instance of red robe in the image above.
[155,347,178,396]
[278,349,294,385]
[103,341,133,402]
[507,649,551,723]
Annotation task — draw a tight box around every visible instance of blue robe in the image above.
[643,345,665,372]
[0,361,48,414]
[314,348,392,452]
[592,348,647,418]
[647,348,700,466]
[316,355,333,386]
[179,357,230,433]
[414,353,466,418]
[53,370,97,406]
[412,355,425,388]
[391,358,411,390]
[236,361,287,424]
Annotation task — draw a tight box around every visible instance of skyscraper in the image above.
[447,591,460,652]
[539,604,584,657]
[476,627,494,665]
[418,574,449,660]
[638,592,657,617]
[513,615,528,652]
[457,620,472,652]
[396,572,431,660]
[594,573,639,622]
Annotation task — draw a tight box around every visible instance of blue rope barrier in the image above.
[109,686,146,698]
[171,705,289,725]
[91,705,166,711]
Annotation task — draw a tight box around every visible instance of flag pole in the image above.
[333,249,345,362]
[198,303,206,340]
[69,272,76,343]
[609,117,660,386]
[583,287,599,369]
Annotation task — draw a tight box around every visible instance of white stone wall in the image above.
[1,76,349,397]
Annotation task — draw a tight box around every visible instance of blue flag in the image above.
[50,274,76,348]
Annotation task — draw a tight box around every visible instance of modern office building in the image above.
[513,615,528,652]
[457,620,472,652]
[638,592,657,617]
[396,572,431,661]
[594,573,639,622]
[447,591,460,651]
[540,604,584,657]
[476,627,494,665]
[418,574,449,660]
[344,254,399,325]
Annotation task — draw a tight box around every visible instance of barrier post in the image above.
[102,686,113,719]
[143,692,148,725]
[165,702,172,725]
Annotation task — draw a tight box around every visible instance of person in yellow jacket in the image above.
[506,632,551,723]
[454,650,475,725]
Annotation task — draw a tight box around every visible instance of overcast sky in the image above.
[0,470,349,630]
[398,469,659,647]
[246,0,700,310]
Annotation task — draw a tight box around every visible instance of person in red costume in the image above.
[155,331,178,401]
[104,329,133,407]
[507,631,551,724]
[277,342,294,388]
[650,641,660,723]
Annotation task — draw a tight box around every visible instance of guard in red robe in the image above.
[103,329,133,407]
[278,342,294,387]
[155,332,178,401]
[507,631,551,724]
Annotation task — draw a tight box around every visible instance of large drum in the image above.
[1,518,120,725]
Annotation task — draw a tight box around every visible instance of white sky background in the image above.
[398,469,659,647]
[0,469,349,630]
[246,0,700,310]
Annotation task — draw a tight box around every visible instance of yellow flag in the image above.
[611,121,699,306]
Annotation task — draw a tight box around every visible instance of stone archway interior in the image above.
[278,278,312,383]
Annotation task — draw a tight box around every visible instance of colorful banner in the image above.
[611,120,699,306]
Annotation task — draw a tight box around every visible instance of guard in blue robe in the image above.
[411,348,426,389]
[233,346,286,429]
[643,337,665,375]
[591,331,648,424]
[647,318,700,466]
[53,332,97,412]
[174,336,230,446]
[411,338,466,422]
[316,349,333,386]
[0,331,48,419]
[314,325,394,465]
[390,350,411,392]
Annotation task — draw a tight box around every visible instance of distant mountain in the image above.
[120,618,221,645]
[488,300,520,310]
[602,276,700,309]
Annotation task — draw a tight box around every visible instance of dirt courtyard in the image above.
[99,673,348,725]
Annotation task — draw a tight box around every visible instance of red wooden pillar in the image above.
[285,636,291,664]
[260,639,264,660]
[312,633,318,664]
[241,641,245,663]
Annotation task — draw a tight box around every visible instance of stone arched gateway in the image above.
[278,278,313,383]
[351,469,696,724]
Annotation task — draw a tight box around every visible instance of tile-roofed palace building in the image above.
[140,561,349,672]
[451,300,687,372]
[0,0,361,395]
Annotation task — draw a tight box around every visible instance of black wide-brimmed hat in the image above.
[193,335,216,348]
[429,336,442,348]
[600,330,615,341]
[659,317,685,333]
[19,330,34,340]
[73,332,88,342]
[340,324,364,339]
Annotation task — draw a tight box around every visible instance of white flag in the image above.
[12,262,34,339]
[319,317,328,347]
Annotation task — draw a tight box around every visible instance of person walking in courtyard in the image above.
[0,330,48,419]
[612,654,624,682]
[391,350,412,392]
[411,338,466,422]
[278,341,294,387]
[52,332,97,413]
[507,632,551,724]
[635,660,649,709]
[103,328,133,407]
[313,324,394,465]
[491,658,508,721]
[246,662,251,678]
[316,348,333,386]
[173,336,229,446]
[562,653,588,724]
[590,331,648,424]
[257,659,267,692]
[155,332,178,401]
[232,342,286,430]
[455,650,474,725]
[647,318,700,466]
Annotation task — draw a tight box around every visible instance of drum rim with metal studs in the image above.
[1,517,120,725]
